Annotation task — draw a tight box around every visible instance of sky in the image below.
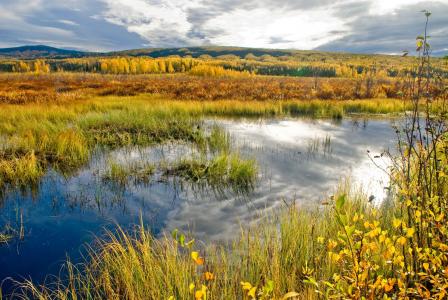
[0,0,447,55]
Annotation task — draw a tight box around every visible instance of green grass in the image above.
[163,152,258,195]
[206,125,231,154]
[102,160,156,187]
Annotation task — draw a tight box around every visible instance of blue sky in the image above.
[0,0,447,55]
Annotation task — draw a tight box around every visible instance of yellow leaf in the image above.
[384,282,394,292]
[393,218,401,228]
[204,271,214,281]
[248,287,257,299]
[191,251,199,261]
[194,285,207,300]
[191,251,204,265]
[397,236,407,245]
[330,252,341,263]
[241,282,252,291]
[189,283,195,293]
[406,228,415,238]
[195,257,205,265]
[195,290,204,300]
[327,239,337,250]
[317,236,325,244]
[423,263,429,271]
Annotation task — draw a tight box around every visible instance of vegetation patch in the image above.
[102,160,156,187]
[163,153,258,195]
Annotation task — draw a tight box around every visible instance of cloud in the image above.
[99,0,348,49]
[58,19,79,26]
[0,0,446,54]
[318,1,448,55]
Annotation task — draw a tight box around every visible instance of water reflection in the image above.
[0,117,397,290]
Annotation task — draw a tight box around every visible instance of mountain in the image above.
[0,45,91,59]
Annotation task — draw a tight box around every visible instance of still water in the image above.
[0,117,397,290]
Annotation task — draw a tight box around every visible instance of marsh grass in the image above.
[100,124,235,190]
[0,89,441,194]
[206,125,231,154]
[0,212,25,244]
[102,160,156,187]
[10,186,378,300]
[0,94,426,191]
[163,152,258,195]
[0,152,42,189]
[0,98,208,190]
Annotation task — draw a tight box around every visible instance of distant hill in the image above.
[0,45,383,60]
[0,45,433,60]
[111,46,300,58]
[0,45,320,59]
[0,45,91,59]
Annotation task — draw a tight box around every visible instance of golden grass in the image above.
[0,72,432,103]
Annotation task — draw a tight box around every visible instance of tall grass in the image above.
[0,152,42,188]
[10,186,374,300]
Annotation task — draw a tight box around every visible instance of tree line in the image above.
[0,55,446,78]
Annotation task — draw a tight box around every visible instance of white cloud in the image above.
[203,7,347,49]
[58,19,79,26]
[100,0,203,46]
[369,0,448,15]
[99,0,446,50]
[100,0,347,49]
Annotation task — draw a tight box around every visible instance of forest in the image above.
[0,51,447,79]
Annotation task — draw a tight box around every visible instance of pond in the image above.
[0,117,397,291]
